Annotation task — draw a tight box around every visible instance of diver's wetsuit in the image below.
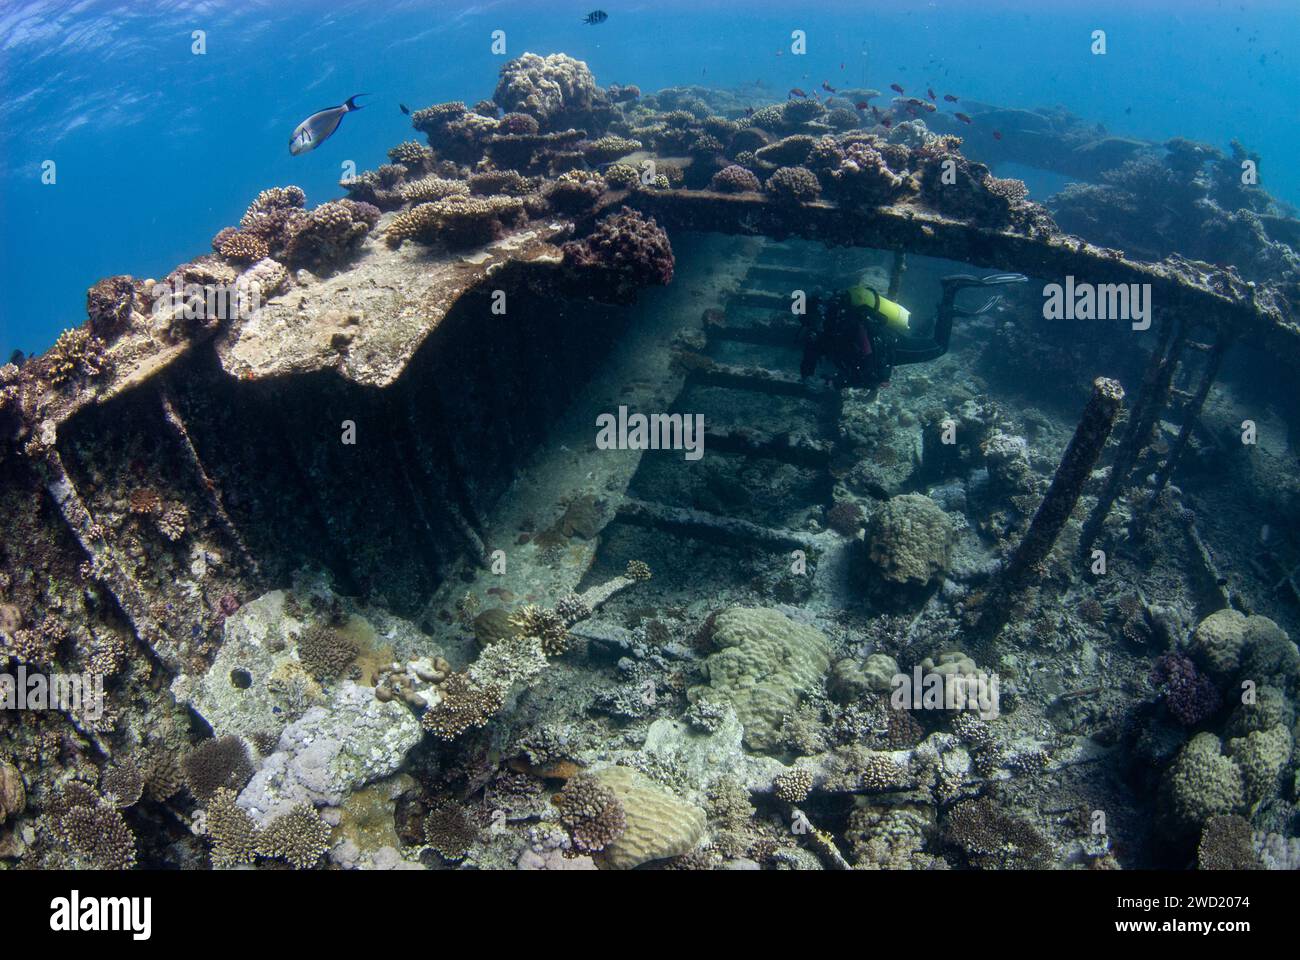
[800,273,1027,389]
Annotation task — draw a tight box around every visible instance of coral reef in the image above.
[561,206,674,295]
[863,493,956,591]
[257,803,332,869]
[493,53,606,131]
[764,165,821,204]
[688,607,831,752]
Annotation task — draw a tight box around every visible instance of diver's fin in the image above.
[941,272,1028,290]
[954,294,1005,317]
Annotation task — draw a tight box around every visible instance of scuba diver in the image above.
[799,273,1028,389]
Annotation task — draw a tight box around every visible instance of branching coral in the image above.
[281,199,379,270]
[257,802,332,869]
[773,768,814,803]
[942,795,1051,869]
[296,622,358,680]
[1150,652,1221,726]
[100,760,144,808]
[582,135,641,164]
[387,194,524,249]
[45,327,110,388]
[823,140,914,207]
[182,735,255,801]
[552,773,627,854]
[421,672,505,740]
[342,163,408,210]
[545,169,607,213]
[239,185,307,255]
[217,229,270,265]
[1197,815,1261,870]
[509,604,572,657]
[205,787,260,868]
[467,169,534,196]
[423,801,479,860]
[410,100,468,138]
[388,139,434,169]
[710,164,762,194]
[561,206,674,291]
[764,165,821,204]
[403,176,475,204]
[43,783,137,870]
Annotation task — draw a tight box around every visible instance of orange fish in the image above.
[955,112,972,124]
[789,87,807,98]
[943,94,958,103]
[854,100,871,110]
[890,83,904,94]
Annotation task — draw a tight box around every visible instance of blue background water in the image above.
[1,0,1296,359]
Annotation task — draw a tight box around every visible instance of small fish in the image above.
[744,106,755,117]
[854,100,871,110]
[840,62,845,70]
[399,103,410,115]
[906,106,917,117]
[943,94,959,103]
[992,130,1003,140]
[789,87,808,98]
[822,81,836,93]
[927,87,937,101]
[289,94,367,156]
[890,83,904,95]
[954,112,972,124]
[583,10,608,25]
[881,118,892,128]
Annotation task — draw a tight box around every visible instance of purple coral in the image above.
[710,165,762,194]
[1151,652,1222,726]
[561,206,674,290]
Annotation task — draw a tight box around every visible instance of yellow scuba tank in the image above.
[847,283,910,334]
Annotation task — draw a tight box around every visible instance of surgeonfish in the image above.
[289,94,367,156]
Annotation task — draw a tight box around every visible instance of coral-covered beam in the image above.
[976,377,1126,638]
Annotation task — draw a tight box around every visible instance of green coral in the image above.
[864,493,956,588]
[688,607,831,753]
[1161,732,1245,832]
[1225,724,1292,806]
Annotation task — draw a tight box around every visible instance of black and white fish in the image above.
[583,10,608,25]
[289,94,367,156]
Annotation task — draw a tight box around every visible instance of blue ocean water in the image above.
[1,0,1296,360]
